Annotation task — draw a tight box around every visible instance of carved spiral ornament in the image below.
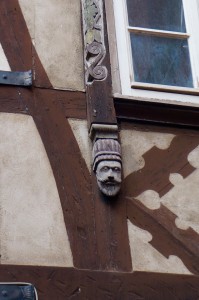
[83,0,108,83]
[87,41,101,55]
[87,42,107,81]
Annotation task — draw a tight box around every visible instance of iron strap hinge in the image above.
[0,70,32,86]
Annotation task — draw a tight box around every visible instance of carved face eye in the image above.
[101,166,109,172]
[113,167,120,172]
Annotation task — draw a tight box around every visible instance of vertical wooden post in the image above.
[82,0,117,129]
[82,0,132,271]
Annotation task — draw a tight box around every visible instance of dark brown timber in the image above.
[0,266,199,300]
[115,97,199,128]
[127,198,199,275]
[85,0,117,128]
[91,177,132,271]
[124,134,199,198]
[0,0,131,271]
[0,0,32,72]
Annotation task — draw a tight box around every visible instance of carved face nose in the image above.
[108,170,114,180]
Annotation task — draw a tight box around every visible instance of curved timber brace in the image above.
[82,0,122,197]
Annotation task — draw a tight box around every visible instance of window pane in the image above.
[130,33,193,87]
[127,0,186,32]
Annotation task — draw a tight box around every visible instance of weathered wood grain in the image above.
[84,0,117,128]
[91,177,132,271]
[115,97,199,128]
[0,86,86,119]
[0,0,52,88]
[0,0,131,271]
[29,88,98,269]
[30,88,131,271]
[0,266,199,299]
[0,0,32,71]
[127,198,199,275]
[124,127,199,275]
[124,134,199,198]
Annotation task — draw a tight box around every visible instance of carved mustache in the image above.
[97,177,122,184]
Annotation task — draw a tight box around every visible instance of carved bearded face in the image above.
[95,160,122,196]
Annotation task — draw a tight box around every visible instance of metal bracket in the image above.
[0,70,32,86]
[0,283,38,299]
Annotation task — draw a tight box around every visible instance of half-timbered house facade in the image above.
[1,0,199,299]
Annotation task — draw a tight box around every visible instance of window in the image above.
[113,0,199,104]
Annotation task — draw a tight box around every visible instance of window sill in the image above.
[114,87,199,108]
[114,94,199,128]
[131,82,199,96]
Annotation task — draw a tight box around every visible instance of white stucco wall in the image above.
[121,123,195,275]
[68,118,91,172]
[19,0,85,91]
[0,113,73,267]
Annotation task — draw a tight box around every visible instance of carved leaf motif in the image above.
[84,1,99,33]
[87,0,96,6]
[94,29,101,43]
[86,29,95,44]
[90,3,98,18]
[86,29,101,44]
[83,0,107,82]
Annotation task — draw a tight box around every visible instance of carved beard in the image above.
[97,180,121,197]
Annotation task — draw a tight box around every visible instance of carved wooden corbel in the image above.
[90,124,122,197]
[82,0,122,196]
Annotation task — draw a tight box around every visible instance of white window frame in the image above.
[113,0,199,106]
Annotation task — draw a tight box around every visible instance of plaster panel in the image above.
[120,124,175,178]
[160,145,199,234]
[128,221,191,274]
[121,124,199,274]
[133,145,199,235]
[68,118,91,172]
[0,113,73,267]
[34,0,84,90]
[19,0,84,90]
[19,0,35,40]
[0,44,11,71]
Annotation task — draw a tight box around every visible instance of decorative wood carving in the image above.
[92,138,122,197]
[82,0,107,83]
[82,0,117,128]
[0,0,131,271]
